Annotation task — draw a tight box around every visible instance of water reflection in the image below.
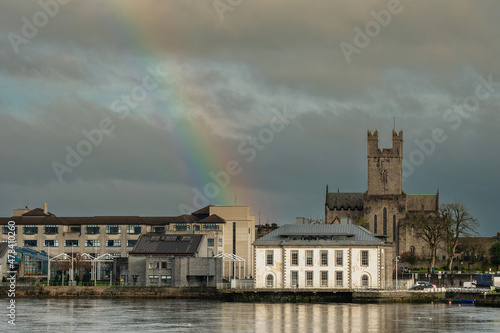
[7,298,500,332]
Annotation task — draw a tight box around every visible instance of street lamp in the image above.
[395,256,400,290]
[46,245,50,286]
[71,243,76,285]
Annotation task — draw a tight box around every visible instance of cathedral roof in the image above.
[326,192,364,210]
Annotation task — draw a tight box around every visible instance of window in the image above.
[65,240,79,247]
[266,250,274,265]
[86,225,100,235]
[374,215,377,234]
[207,238,215,247]
[148,275,159,284]
[127,225,142,234]
[393,215,396,241]
[383,208,387,236]
[410,246,415,254]
[153,226,165,233]
[306,271,313,287]
[336,271,343,287]
[335,250,343,266]
[23,225,38,234]
[85,240,100,247]
[218,238,223,247]
[321,271,328,287]
[161,275,172,286]
[291,271,298,288]
[361,250,369,266]
[106,225,121,234]
[2,226,17,234]
[149,262,160,269]
[24,240,37,247]
[174,223,188,231]
[291,250,298,266]
[106,240,121,247]
[44,225,58,234]
[321,250,328,266]
[233,222,236,254]
[361,275,369,287]
[266,274,274,288]
[127,240,137,247]
[203,223,219,231]
[45,240,58,247]
[111,253,121,258]
[193,225,200,231]
[306,250,313,266]
[69,226,81,233]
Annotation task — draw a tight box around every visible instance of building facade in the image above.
[127,233,222,287]
[0,204,255,279]
[253,224,393,289]
[325,130,439,257]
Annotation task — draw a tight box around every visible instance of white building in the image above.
[253,224,393,289]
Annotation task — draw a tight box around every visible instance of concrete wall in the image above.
[128,256,146,286]
[210,206,255,279]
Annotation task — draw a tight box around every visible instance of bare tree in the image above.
[457,237,485,270]
[440,202,479,271]
[402,212,446,270]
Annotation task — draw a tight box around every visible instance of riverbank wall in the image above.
[2,286,499,306]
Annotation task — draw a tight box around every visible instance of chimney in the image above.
[44,202,48,215]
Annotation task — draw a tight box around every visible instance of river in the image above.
[2,298,500,332]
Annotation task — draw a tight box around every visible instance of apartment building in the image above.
[0,203,255,279]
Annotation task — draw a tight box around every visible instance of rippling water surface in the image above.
[3,298,500,332]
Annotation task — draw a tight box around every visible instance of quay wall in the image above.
[2,286,499,306]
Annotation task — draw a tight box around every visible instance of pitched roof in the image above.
[326,192,364,210]
[199,214,225,223]
[22,208,54,216]
[254,224,389,246]
[0,243,8,259]
[130,234,204,256]
[191,205,212,217]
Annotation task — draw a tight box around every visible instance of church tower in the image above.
[367,130,403,195]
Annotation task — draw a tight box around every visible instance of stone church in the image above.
[325,130,439,256]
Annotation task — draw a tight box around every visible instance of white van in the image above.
[463,281,476,288]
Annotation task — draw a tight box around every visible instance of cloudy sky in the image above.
[1,0,499,236]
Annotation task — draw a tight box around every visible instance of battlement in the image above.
[367,129,403,195]
[367,129,403,158]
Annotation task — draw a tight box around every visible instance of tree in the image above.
[399,251,419,266]
[458,237,486,270]
[490,242,500,271]
[440,202,479,271]
[402,212,446,271]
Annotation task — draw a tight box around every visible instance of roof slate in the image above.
[130,234,204,255]
[253,224,387,246]
[326,192,364,210]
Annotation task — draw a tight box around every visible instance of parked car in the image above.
[413,281,436,290]
[463,282,476,288]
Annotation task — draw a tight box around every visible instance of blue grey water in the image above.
[2,298,500,332]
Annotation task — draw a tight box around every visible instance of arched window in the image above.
[361,275,369,287]
[410,246,415,254]
[393,215,396,241]
[374,215,378,234]
[383,208,387,236]
[382,170,388,183]
[266,274,274,288]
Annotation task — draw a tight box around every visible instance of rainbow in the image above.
[97,2,237,208]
